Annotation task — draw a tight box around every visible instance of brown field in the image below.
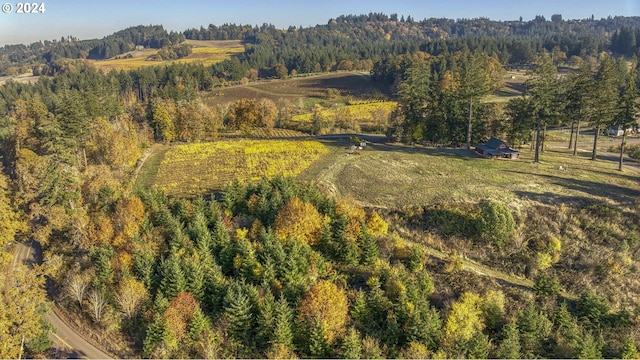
[0,72,40,86]
[205,71,393,107]
[184,39,244,48]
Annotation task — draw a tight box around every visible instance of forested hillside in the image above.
[0,12,639,359]
[2,14,640,77]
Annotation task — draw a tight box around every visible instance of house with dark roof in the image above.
[474,137,519,159]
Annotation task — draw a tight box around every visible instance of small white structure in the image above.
[609,125,627,137]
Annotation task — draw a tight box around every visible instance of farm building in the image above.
[474,137,519,159]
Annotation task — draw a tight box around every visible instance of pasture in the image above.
[299,137,640,209]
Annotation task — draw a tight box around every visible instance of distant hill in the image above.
[1,13,639,76]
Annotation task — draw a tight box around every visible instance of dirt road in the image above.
[13,241,111,359]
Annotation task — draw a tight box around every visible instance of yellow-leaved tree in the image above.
[0,169,47,357]
[274,197,323,245]
[297,280,349,345]
[0,168,27,251]
[335,197,366,242]
[112,195,145,248]
[0,264,48,358]
[365,211,389,236]
[442,292,485,349]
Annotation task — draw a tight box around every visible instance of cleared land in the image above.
[150,139,328,197]
[89,40,244,72]
[484,70,528,103]
[205,71,393,106]
[292,101,397,122]
[299,134,640,209]
[0,72,40,86]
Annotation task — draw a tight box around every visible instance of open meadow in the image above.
[300,136,639,209]
[89,39,244,72]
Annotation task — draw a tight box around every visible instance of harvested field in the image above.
[205,71,392,107]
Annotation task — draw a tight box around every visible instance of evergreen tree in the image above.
[272,297,294,349]
[460,52,490,149]
[518,302,555,357]
[185,257,205,301]
[307,319,330,358]
[143,313,168,358]
[526,54,559,163]
[341,327,363,359]
[619,335,639,359]
[55,90,89,167]
[407,303,442,351]
[256,288,276,348]
[465,332,490,359]
[360,229,379,266]
[496,322,521,359]
[590,54,619,160]
[566,61,595,156]
[577,332,601,359]
[159,254,187,300]
[613,58,639,170]
[398,60,434,143]
[187,306,210,342]
[224,286,255,345]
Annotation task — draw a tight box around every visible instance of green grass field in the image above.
[137,132,639,207]
[299,138,639,209]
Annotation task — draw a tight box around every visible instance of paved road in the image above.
[13,241,111,359]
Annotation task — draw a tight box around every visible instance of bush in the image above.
[478,200,516,248]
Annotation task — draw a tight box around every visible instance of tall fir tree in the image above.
[526,54,559,163]
[460,52,490,149]
[613,58,638,170]
[565,61,596,156]
[159,254,187,300]
[591,54,620,160]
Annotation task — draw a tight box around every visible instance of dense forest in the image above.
[2,15,640,77]
[0,12,639,359]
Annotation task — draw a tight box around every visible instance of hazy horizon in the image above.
[1,0,639,46]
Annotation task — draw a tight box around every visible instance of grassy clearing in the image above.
[300,139,640,209]
[152,139,328,197]
[90,41,244,72]
[134,145,169,193]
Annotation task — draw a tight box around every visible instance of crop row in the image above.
[154,139,328,196]
[292,101,397,123]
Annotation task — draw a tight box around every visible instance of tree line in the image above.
[382,49,638,168]
[2,15,640,78]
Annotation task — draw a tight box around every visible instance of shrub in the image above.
[478,200,516,248]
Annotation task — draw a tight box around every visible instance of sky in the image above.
[1,0,638,46]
